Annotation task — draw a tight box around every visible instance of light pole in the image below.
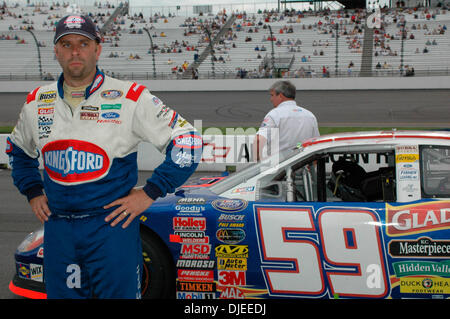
[335,23,339,77]
[143,28,157,79]
[25,28,43,80]
[267,24,276,78]
[203,24,215,79]
[399,20,406,76]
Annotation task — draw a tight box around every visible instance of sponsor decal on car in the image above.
[178,269,214,282]
[400,277,450,294]
[386,201,450,236]
[176,259,215,270]
[180,243,211,259]
[215,245,249,258]
[177,281,216,292]
[216,228,246,244]
[212,199,248,213]
[217,257,247,271]
[176,292,216,299]
[174,231,209,244]
[388,237,450,257]
[176,197,206,205]
[393,260,450,278]
[173,217,206,231]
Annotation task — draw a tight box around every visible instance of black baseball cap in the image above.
[54,15,101,44]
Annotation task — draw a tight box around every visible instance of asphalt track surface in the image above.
[1,89,449,128]
[0,89,449,299]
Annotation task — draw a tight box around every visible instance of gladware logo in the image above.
[42,140,109,183]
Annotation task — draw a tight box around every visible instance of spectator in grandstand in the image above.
[253,81,319,161]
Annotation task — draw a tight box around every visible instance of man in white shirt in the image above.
[254,80,319,161]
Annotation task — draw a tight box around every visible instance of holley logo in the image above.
[386,201,450,236]
[42,140,109,183]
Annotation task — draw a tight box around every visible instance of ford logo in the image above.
[101,112,120,119]
[211,199,248,213]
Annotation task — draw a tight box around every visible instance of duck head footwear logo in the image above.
[42,140,110,183]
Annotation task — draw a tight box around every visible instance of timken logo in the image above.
[42,140,110,183]
[386,201,450,236]
[173,217,206,231]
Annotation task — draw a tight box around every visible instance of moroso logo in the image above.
[386,201,450,236]
[42,140,110,183]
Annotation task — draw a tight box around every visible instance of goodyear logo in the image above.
[39,91,57,103]
[42,140,110,183]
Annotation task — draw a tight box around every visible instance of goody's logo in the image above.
[42,140,110,183]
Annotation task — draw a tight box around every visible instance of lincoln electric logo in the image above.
[42,140,109,183]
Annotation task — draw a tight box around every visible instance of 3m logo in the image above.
[218,270,246,286]
[215,245,248,258]
[42,140,110,183]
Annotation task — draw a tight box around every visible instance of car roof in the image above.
[301,130,450,149]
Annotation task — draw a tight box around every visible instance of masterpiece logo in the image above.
[386,201,450,236]
[389,237,450,257]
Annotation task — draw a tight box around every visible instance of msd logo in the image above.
[42,140,110,183]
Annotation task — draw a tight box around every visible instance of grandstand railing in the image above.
[1,3,449,80]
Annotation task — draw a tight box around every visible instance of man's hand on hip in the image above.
[29,195,51,223]
[104,188,154,228]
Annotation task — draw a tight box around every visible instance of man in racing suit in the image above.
[5,15,202,298]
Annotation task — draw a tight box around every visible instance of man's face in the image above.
[269,90,283,107]
[54,34,102,84]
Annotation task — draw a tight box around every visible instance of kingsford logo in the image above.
[42,140,109,183]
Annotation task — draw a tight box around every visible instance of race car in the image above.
[9,130,450,299]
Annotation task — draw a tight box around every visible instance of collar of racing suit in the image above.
[57,67,105,100]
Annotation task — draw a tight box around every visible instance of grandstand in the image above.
[0,1,449,80]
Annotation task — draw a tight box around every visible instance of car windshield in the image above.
[209,147,300,194]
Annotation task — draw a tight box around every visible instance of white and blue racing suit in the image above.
[6,69,202,298]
